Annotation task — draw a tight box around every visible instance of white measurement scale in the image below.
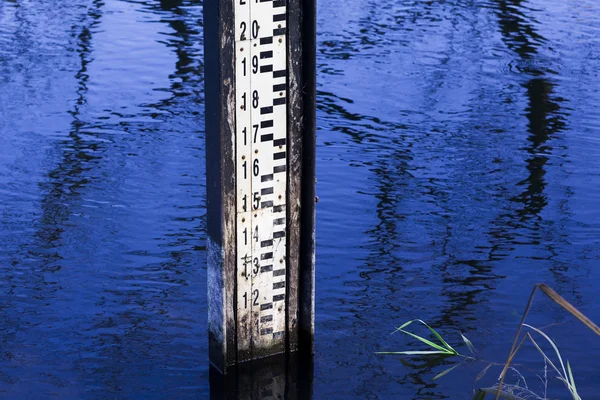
[234,0,288,358]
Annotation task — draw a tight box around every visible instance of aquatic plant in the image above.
[378,284,600,400]
[376,319,469,357]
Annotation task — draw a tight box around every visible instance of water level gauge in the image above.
[204,0,316,372]
[234,0,289,361]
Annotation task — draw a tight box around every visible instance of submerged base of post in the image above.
[209,353,314,399]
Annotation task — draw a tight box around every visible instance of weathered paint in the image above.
[204,0,237,372]
[205,0,316,370]
[286,0,303,353]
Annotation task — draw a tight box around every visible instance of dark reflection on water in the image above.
[1,0,600,398]
[315,0,599,397]
[2,0,207,397]
[209,354,313,400]
[34,0,104,272]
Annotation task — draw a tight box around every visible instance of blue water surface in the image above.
[1,0,600,398]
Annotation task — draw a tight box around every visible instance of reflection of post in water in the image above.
[493,0,568,221]
[210,354,313,400]
[490,0,575,292]
[512,78,565,220]
[137,0,204,111]
[367,158,410,271]
[32,0,104,264]
[495,0,545,61]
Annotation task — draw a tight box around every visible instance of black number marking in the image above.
[243,227,248,245]
[252,55,258,74]
[253,192,260,209]
[253,257,259,274]
[241,253,251,278]
[242,160,247,179]
[252,21,259,39]
[242,57,246,76]
[243,194,247,212]
[253,124,259,143]
[240,22,247,40]
[252,90,259,109]
[252,289,259,306]
[253,225,259,242]
[241,92,246,110]
[240,0,246,4]
[253,158,259,176]
[243,292,247,308]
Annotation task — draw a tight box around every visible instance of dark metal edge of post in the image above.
[298,0,317,355]
[205,0,238,373]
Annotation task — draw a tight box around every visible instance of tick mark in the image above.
[260,106,273,115]
[273,282,285,289]
[261,265,273,272]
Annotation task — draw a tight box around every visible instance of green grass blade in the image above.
[392,319,421,334]
[394,319,458,355]
[567,361,580,400]
[473,389,487,400]
[461,333,476,355]
[433,363,461,380]
[417,319,458,354]
[385,319,463,358]
[476,363,494,382]
[398,329,453,354]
